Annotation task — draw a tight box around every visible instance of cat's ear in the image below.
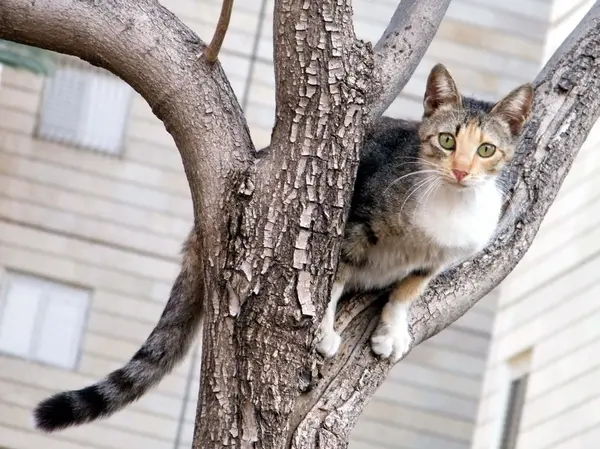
[423,63,462,116]
[491,84,534,136]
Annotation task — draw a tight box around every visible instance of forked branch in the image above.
[290,2,600,446]
[204,0,234,63]
[2,0,600,447]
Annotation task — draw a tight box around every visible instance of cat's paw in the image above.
[315,330,342,358]
[370,321,412,363]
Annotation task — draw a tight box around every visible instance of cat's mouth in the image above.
[445,176,476,190]
[442,173,470,188]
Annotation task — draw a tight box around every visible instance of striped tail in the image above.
[34,232,203,432]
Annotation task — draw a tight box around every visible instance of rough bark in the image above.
[2,0,600,448]
[196,2,372,447]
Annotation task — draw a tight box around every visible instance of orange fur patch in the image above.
[446,121,503,178]
[386,274,431,307]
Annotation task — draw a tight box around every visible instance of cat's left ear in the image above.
[491,84,534,136]
[423,63,462,116]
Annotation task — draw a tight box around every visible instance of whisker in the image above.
[495,182,513,203]
[384,169,440,194]
[495,180,517,223]
[413,178,443,221]
[399,176,438,215]
[415,179,438,208]
[399,157,442,170]
[398,179,431,214]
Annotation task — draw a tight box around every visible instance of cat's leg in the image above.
[371,271,432,362]
[315,265,349,358]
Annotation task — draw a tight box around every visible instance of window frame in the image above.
[499,373,529,449]
[0,268,90,370]
[34,54,133,157]
[495,349,532,449]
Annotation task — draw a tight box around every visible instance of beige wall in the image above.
[0,63,196,449]
[471,2,600,449]
[0,1,552,449]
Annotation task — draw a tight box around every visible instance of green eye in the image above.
[438,133,456,150]
[477,143,496,158]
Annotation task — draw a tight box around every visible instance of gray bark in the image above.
[369,0,453,120]
[1,0,600,448]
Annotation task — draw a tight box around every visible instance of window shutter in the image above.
[37,65,87,143]
[76,70,132,155]
[0,277,43,357]
[0,271,90,369]
[37,57,132,155]
[34,287,87,369]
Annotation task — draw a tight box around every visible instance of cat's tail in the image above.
[33,231,203,432]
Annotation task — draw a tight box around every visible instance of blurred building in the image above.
[0,0,594,449]
[471,1,600,448]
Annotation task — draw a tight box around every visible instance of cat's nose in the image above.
[452,169,469,182]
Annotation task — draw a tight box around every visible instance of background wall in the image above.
[0,1,557,449]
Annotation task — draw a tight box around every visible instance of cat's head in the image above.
[418,63,533,188]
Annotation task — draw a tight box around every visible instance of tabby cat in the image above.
[32,64,533,431]
[315,64,533,361]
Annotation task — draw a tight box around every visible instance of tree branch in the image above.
[204,0,234,63]
[0,0,255,262]
[368,0,453,121]
[291,0,600,445]
[0,4,257,447]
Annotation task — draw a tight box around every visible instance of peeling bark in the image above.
[198,2,373,447]
[2,0,600,448]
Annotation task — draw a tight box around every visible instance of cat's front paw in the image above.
[315,329,342,359]
[370,321,412,363]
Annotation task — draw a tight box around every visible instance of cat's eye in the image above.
[477,143,496,158]
[438,133,456,150]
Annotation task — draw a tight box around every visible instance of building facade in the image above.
[472,1,600,449]
[0,0,582,449]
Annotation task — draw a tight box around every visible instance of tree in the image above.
[1,0,600,448]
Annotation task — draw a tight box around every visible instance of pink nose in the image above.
[452,169,469,182]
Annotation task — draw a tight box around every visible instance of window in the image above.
[498,350,531,449]
[499,374,529,449]
[0,270,90,369]
[36,56,133,155]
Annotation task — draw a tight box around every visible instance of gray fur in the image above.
[316,64,534,361]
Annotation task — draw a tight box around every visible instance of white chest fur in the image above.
[413,181,502,252]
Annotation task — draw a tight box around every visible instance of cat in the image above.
[315,63,533,362]
[32,63,533,432]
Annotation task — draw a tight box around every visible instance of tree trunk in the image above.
[195,2,373,447]
[2,0,600,448]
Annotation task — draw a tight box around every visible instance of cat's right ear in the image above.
[424,64,462,116]
[490,83,534,136]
